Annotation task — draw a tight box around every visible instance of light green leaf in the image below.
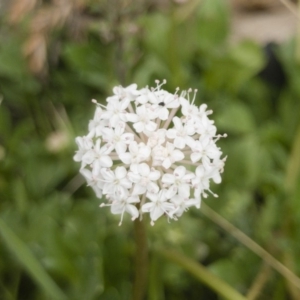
[216,102,256,134]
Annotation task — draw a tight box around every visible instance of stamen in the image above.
[180,90,187,98]
[92,99,107,109]
[119,207,126,226]
[207,189,218,198]
[187,88,192,103]
[100,202,111,207]
[213,133,227,143]
[191,89,198,105]
[153,79,167,92]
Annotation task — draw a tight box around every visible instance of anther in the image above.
[191,89,198,105]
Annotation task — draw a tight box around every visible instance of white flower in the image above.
[84,138,113,169]
[150,90,180,121]
[119,141,151,166]
[112,83,139,101]
[128,163,160,195]
[88,106,108,137]
[73,136,94,169]
[101,166,132,197]
[142,190,175,225]
[161,166,194,198]
[166,116,195,149]
[126,105,157,133]
[101,97,130,127]
[170,195,201,217]
[101,122,134,154]
[80,167,103,198]
[189,136,222,164]
[74,81,226,225]
[195,114,217,138]
[152,142,184,168]
[110,194,140,225]
[147,129,166,148]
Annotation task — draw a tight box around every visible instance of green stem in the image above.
[283,122,300,299]
[285,121,300,192]
[246,263,271,300]
[157,248,247,300]
[132,218,148,300]
[200,203,300,290]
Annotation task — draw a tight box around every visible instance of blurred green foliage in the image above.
[1,0,300,299]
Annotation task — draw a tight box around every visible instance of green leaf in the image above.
[0,218,67,300]
[230,41,264,74]
[216,102,256,134]
[196,0,229,50]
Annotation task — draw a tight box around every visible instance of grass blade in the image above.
[157,248,247,300]
[0,218,67,300]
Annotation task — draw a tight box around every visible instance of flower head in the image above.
[74,80,226,225]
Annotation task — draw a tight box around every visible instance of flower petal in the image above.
[115,142,127,154]
[162,174,175,185]
[150,206,164,221]
[172,150,184,162]
[174,166,186,178]
[126,204,139,220]
[132,184,146,195]
[119,152,132,164]
[138,163,150,177]
[174,137,186,149]
[148,169,160,181]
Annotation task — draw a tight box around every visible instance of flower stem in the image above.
[133,217,148,300]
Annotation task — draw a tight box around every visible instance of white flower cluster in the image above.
[74,81,226,225]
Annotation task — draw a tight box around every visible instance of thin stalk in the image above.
[163,107,180,129]
[296,0,300,64]
[182,150,193,155]
[200,203,300,290]
[283,122,300,299]
[127,102,136,114]
[279,0,299,19]
[156,117,161,129]
[110,155,122,160]
[140,132,147,143]
[125,124,142,143]
[179,160,200,167]
[284,122,300,192]
[246,263,271,300]
[133,217,148,300]
[139,194,146,219]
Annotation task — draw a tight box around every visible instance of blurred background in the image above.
[1,0,300,299]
